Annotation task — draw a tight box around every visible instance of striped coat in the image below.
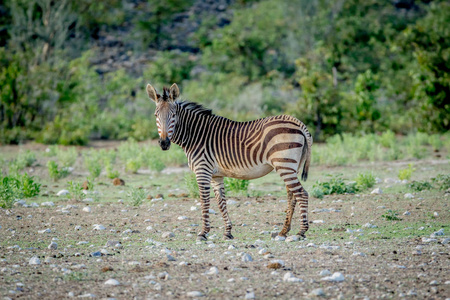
[147,83,312,240]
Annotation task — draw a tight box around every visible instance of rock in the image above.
[38,228,51,234]
[403,211,411,216]
[371,188,382,194]
[93,224,106,230]
[14,200,27,207]
[283,272,303,282]
[78,293,96,298]
[205,266,219,275]
[167,255,176,262]
[56,190,69,196]
[82,207,91,213]
[112,178,125,186]
[228,245,236,250]
[433,212,439,217]
[430,229,444,237]
[241,253,253,262]
[430,280,439,286]
[158,271,170,280]
[162,232,175,238]
[321,272,345,282]
[190,206,198,211]
[362,223,377,228]
[177,216,188,220]
[104,279,120,286]
[209,209,216,214]
[312,220,324,223]
[29,256,41,265]
[274,236,286,241]
[245,292,255,299]
[90,251,102,257]
[285,235,300,242]
[48,242,57,250]
[41,202,55,207]
[441,238,450,244]
[310,288,325,297]
[74,225,82,231]
[187,291,204,297]
[319,269,331,276]
[227,200,237,205]
[105,241,121,248]
[404,193,414,199]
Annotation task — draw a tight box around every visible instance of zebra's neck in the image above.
[171,101,217,150]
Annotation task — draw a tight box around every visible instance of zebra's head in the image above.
[146,83,180,151]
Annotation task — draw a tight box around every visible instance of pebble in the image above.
[285,235,300,242]
[93,224,106,230]
[433,212,439,217]
[166,255,176,262]
[190,206,198,211]
[430,280,439,286]
[208,243,216,248]
[371,188,382,194]
[177,216,188,220]
[352,251,366,257]
[258,248,267,255]
[274,236,286,241]
[312,220,324,223]
[187,291,204,297]
[228,245,236,250]
[404,193,414,199]
[105,279,120,286]
[209,209,216,214]
[431,229,444,237]
[319,269,331,276]
[205,267,219,275]
[38,229,51,234]
[56,190,69,196]
[29,257,41,265]
[90,251,102,257]
[82,207,92,213]
[105,241,121,248]
[362,223,377,228]
[442,238,450,244]
[403,211,411,216]
[283,272,303,282]
[245,292,255,299]
[146,226,153,230]
[78,293,96,298]
[310,288,325,296]
[241,253,253,262]
[227,200,237,205]
[74,225,82,231]
[321,272,345,282]
[422,238,438,243]
[47,242,57,250]
[162,232,175,238]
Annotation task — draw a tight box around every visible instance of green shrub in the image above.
[57,147,78,167]
[0,173,41,208]
[47,160,69,181]
[127,187,147,207]
[380,130,396,148]
[312,174,357,196]
[409,180,433,192]
[16,150,37,169]
[428,135,443,151]
[67,181,84,201]
[382,210,402,221]
[17,173,41,198]
[398,164,415,181]
[125,158,141,173]
[184,173,199,199]
[224,177,249,194]
[310,187,324,199]
[431,174,450,190]
[84,156,102,180]
[105,163,120,179]
[355,172,376,191]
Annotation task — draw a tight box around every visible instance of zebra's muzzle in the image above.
[159,137,171,151]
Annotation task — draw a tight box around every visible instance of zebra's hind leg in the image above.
[276,168,309,238]
[212,177,233,240]
[278,188,296,237]
[195,169,213,241]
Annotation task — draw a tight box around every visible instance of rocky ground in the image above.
[1,184,449,299]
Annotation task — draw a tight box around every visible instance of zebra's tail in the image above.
[299,127,312,182]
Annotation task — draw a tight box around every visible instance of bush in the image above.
[47,160,69,181]
[127,187,147,207]
[224,178,249,194]
[312,174,357,196]
[382,210,402,221]
[84,153,102,180]
[431,174,450,191]
[409,180,433,192]
[355,172,376,191]
[184,173,199,199]
[398,164,415,181]
[57,147,78,167]
[67,181,84,201]
[0,173,41,208]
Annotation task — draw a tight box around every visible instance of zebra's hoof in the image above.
[197,234,207,241]
[297,233,306,239]
[223,234,234,240]
[271,232,286,239]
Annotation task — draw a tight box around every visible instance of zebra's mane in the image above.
[176,100,214,116]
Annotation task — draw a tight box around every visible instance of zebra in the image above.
[147,83,312,241]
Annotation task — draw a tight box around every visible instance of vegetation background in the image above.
[0,0,449,145]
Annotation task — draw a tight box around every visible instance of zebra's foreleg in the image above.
[196,170,212,241]
[212,177,233,240]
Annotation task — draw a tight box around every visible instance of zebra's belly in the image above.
[215,164,274,180]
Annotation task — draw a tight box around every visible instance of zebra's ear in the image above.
[170,83,180,101]
[146,84,158,103]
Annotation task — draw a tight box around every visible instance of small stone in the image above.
[82,207,91,213]
[38,228,51,234]
[57,190,69,196]
[90,251,102,257]
[285,235,300,242]
[274,236,286,241]
[29,256,41,265]
[371,188,382,194]
[283,272,303,282]
[187,291,204,298]
[403,211,411,216]
[48,242,57,250]
[162,232,175,238]
[209,209,216,214]
[177,216,188,220]
[310,288,325,297]
[78,293,96,298]
[442,238,450,244]
[319,269,331,276]
[190,206,197,211]
[167,255,176,262]
[227,200,237,205]
[241,253,253,262]
[433,212,439,217]
[431,229,444,237]
[104,279,120,286]
[312,220,324,223]
[41,201,55,207]
[75,225,82,230]
[412,250,422,255]
[321,272,345,282]
[93,224,105,230]
[105,241,121,248]
[430,280,439,286]
[228,245,236,250]
[205,266,219,275]
[404,193,414,199]
[245,292,255,299]
[362,223,377,228]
